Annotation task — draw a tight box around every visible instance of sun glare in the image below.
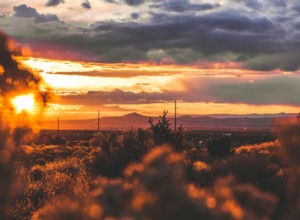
[11,94,36,114]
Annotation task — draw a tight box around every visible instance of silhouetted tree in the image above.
[149,110,173,146]
[136,128,153,150]
[108,132,120,150]
[123,129,152,161]
[149,111,186,150]
[89,132,105,147]
[172,124,186,150]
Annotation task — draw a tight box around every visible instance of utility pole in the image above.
[98,110,100,132]
[57,117,60,135]
[175,100,177,131]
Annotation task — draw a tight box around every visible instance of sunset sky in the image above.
[1,0,300,119]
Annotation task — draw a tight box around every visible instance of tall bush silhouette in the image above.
[148,111,185,149]
[148,110,172,146]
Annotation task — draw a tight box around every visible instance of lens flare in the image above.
[11,94,35,114]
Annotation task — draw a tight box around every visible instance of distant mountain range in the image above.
[41,112,299,130]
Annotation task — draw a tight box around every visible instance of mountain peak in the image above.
[122,112,145,118]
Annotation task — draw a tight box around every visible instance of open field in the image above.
[2,124,299,220]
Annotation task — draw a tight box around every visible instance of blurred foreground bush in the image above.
[28,146,279,220]
[3,123,300,219]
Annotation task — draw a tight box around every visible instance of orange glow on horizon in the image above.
[13,56,300,118]
[18,56,282,94]
[40,102,300,120]
[117,102,300,117]
[19,56,283,78]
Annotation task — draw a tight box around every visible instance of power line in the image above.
[57,117,60,135]
[98,110,100,132]
[175,100,177,131]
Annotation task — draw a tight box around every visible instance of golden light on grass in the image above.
[206,197,217,209]
[89,204,103,219]
[194,161,208,171]
[11,94,36,114]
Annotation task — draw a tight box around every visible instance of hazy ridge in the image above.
[41,112,298,130]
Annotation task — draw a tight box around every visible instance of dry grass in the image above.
[0,126,299,219]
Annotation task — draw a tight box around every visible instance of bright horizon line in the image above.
[4,56,299,119]
[44,111,300,120]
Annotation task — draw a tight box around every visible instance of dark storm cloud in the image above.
[11,10,285,67]
[5,1,300,71]
[204,76,300,105]
[105,0,144,6]
[46,0,65,7]
[13,4,60,23]
[151,0,220,12]
[34,14,61,23]
[81,0,91,9]
[60,90,178,105]
[125,0,145,6]
[232,0,262,10]
[230,0,288,9]
[245,53,300,71]
[105,0,120,4]
[175,75,300,106]
[107,0,218,11]
[85,11,277,61]
[131,12,139,20]
[13,4,39,18]
[271,0,287,7]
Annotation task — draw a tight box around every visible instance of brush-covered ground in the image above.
[6,125,300,220]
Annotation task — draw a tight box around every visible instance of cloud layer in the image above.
[81,0,91,9]
[46,0,65,7]
[13,4,61,23]
[1,0,300,115]
[1,0,300,71]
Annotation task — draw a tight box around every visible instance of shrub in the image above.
[32,198,86,220]
[89,132,106,147]
[31,167,45,181]
[148,111,172,146]
[210,153,280,192]
[52,136,66,146]
[149,111,186,150]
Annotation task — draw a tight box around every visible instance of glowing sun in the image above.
[11,94,35,114]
